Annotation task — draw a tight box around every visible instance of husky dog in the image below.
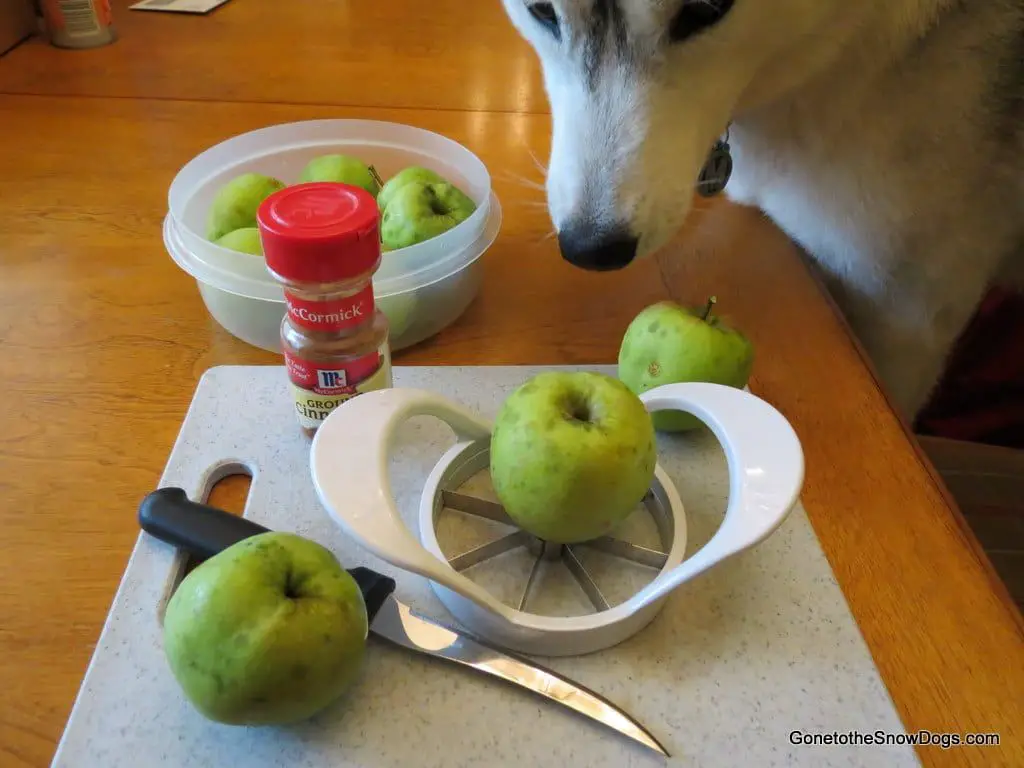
[501,0,1024,420]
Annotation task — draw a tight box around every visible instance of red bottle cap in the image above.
[257,182,380,284]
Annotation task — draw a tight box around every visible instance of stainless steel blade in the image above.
[369,594,669,757]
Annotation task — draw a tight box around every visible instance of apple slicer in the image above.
[309,381,804,657]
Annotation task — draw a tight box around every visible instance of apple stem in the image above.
[702,296,718,322]
[369,164,384,190]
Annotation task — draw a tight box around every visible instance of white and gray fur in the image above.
[501,0,1024,420]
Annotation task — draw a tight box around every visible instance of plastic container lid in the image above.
[165,119,496,303]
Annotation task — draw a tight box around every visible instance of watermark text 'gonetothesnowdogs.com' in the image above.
[789,730,1001,750]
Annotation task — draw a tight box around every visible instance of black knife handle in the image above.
[138,487,270,560]
[137,487,397,622]
[346,567,397,623]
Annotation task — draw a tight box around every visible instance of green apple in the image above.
[490,371,657,544]
[206,172,286,241]
[298,154,382,197]
[380,180,477,250]
[162,531,368,726]
[618,297,755,432]
[376,166,447,212]
[215,227,263,256]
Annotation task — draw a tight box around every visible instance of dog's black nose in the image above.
[557,222,638,271]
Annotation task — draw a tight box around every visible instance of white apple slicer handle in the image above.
[634,382,805,606]
[309,388,523,622]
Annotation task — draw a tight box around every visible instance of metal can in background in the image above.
[40,0,116,49]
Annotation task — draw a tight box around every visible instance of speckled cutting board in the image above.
[53,365,919,768]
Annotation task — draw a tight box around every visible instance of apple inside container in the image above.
[164,119,502,353]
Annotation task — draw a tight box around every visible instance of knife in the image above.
[138,487,669,758]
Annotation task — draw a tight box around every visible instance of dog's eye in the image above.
[528,3,561,40]
[669,0,734,44]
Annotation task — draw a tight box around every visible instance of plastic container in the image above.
[164,119,502,352]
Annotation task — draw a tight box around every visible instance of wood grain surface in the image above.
[1,2,1021,766]
[0,1,547,113]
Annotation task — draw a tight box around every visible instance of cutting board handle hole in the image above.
[204,470,253,518]
[158,468,256,624]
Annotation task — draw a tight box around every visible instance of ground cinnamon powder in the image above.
[257,182,393,436]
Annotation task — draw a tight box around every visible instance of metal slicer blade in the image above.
[435,477,673,619]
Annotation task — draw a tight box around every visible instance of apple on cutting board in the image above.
[618,297,755,432]
[489,371,658,544]
[162,531,368,726]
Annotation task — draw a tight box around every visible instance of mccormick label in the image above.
[285,344,392,430]
[284,284,375,332]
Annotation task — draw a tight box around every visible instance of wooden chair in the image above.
[918,435,1024,609]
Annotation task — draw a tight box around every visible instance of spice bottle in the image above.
[257,182,392,436]
[40,0,117,49]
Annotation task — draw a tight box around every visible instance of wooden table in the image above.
[0,3,1020,766]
